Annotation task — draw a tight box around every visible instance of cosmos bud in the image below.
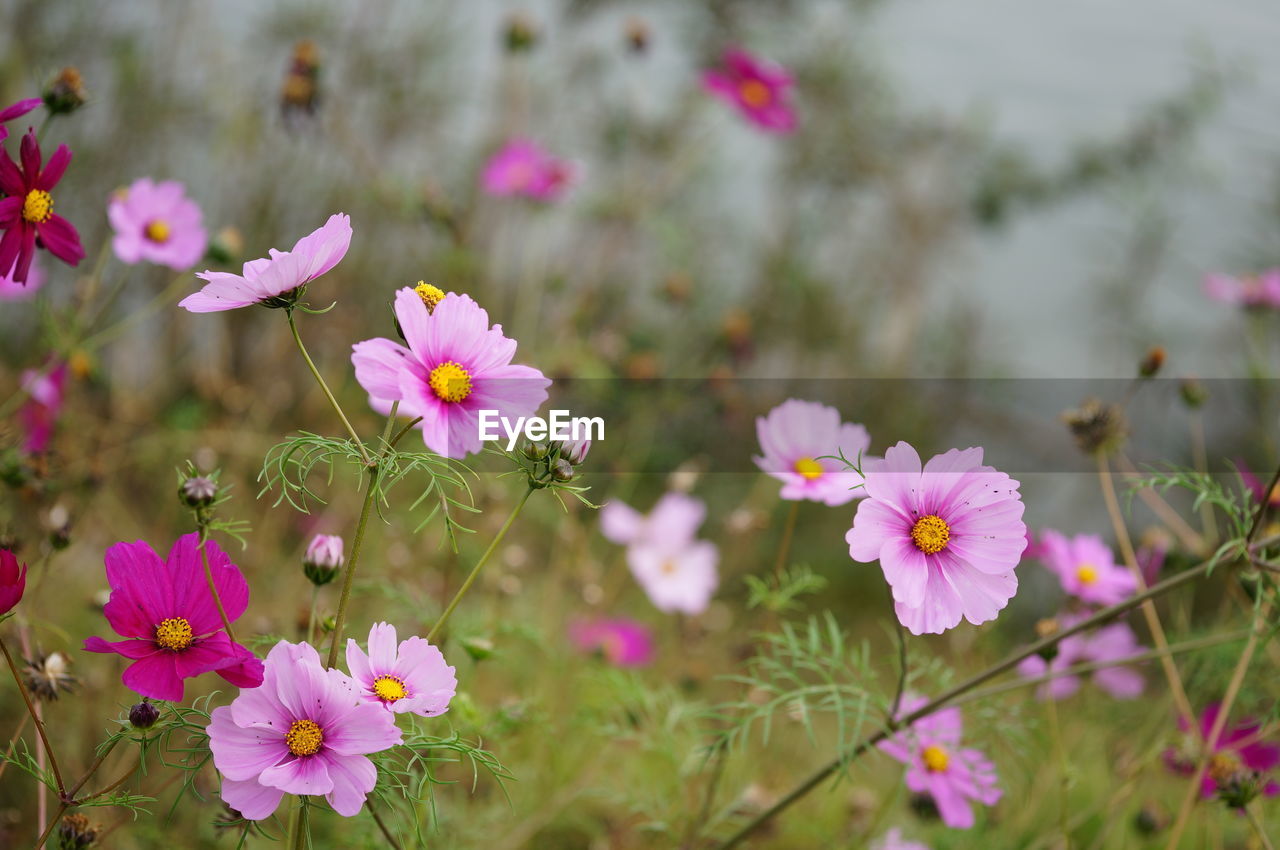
[180,475,218,508]
[1138,345,1165,378]
[302,534,344,587]
[129,700,160,729]
[43,67,87,116]
[625,17,651,53]
[551,457,575,482]
[503,12,539,52]
[1179,377,1208,409]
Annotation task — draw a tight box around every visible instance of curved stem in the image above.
[710,556,1218,850]
[197,526,237,644]
[1246,802,1277,850]
[0,635,63,795]
[426,486,535,644]
[286,309,373,468]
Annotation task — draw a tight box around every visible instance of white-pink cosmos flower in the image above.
[351,288,550,458]
[346,622,456,716]
[753,398,872,506]
[600,492,706,551]
[627,539,719,615]
[108,178,207,270]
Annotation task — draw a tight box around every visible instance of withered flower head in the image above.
[56,813,99,849]
[43,67,87,115]
[1138,345,1166,378]
[1061,397,1127,456]
[24,650,77,701]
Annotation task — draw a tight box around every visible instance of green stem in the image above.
[286,308,374,468]
[197,526,237,644]
[426,486,535,644]
[0,635,63,795]
[772,501,799,581]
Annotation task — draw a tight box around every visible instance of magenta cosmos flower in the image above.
[17,361,67,454]
[754,399,872,506]
[108,178,207,270]
[346,622,456,716]
[481,139,577,202]
[1016,619,1144,700]
[846,442,1027,635]
[180,212,351,312]
[0,98,40,144]
[569,618,654,667]
[0,256,43,301]
[878,695,1001,828]
[1038,530,1136,606]
[210,640,402,819]
[0,129,84,284]
[702,48,797,134]
[600,492,706,551]
[352,288,550,458]
[1203,270,1280,310]
[1164,704,1280,800]
[0,549,27,616]
[84,534,264,701]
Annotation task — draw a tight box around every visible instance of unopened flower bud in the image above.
[503,12,539,52]
[1179,377,1208,409]
[523,441,549,460]
[460,635,495,662]
[205,226,244,266]
[1061,397,1127,456]
[551,457,575,482]
[302,534,344,587]
[1138,345,1165,378]
[556,437,591,466]
[129,699,160,729]
[43,67,87,116]
[281,40,321,119]
[180,475,218,508]
[625,17,651,53]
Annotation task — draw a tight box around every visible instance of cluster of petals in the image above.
[846,442,1027,635]
[568,618,654,667]
[601,492,719,615]
[1163,704,1280,800]
[753,398,872,505]
[702,48,798,133]
[1203,270,1280,310]
[352,287,550,458]
[108,178,207,270]
[346,621,457,716]
[1016,617,1144,700]
[481,139,578,202]
[1037,530,1136,606]
[18,362,67,454]
[0,129,84,284]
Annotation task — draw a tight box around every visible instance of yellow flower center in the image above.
[285,719,324,756]
[145,219,171,243]
[154,617,194,651]
[793,457,824,481]
[414,281,446,312]
[1076,564,1099,584]
[1209,752,1242,784]
[922,745,949,773]
[22,190,53,224]
[660,559,678,575]
[372,675,408,703]
[910,515,951,555]
[428,360,472,403]
[739,79,772,108]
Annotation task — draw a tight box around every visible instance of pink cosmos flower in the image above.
[753,399,872,506]
[871,828,929,850]
[304,534,344,570]
[1017,620,1145,700]
[1038,530,1136,606]
[1163,704,1280,800]
[0,549,27,616]
[17,362,67,454]
[180,212,351,312]
[351,288,550,458]
[1238,459,1280,509]
[481,139,577,202]
[600,492,706,551]
[0,129,85,284]
[346,622,456,716]
[1203,270,1280,310]
[108,178,207,270]
[84,534,264,701]
[702,48,798,134]
[878,695,1001,829]
[0,98,41,144]
[569,618,654,667]
[627,538,719,615]
[0,257,43,301]
[209,640,402,820]
[846,442,1027,635]
[557,436,591,465]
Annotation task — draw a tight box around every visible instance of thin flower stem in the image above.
[307,585,319,644]
[80,271,190,351]
[426,486,535,644]
[1115,454,1206,555]
[1246,802,1277,850]
[286,308,373,468]
[368,800,403,850]
[1044,697,1071,845]
[0,635,64,796]
[709,556,1218,850]
[1096,453,1196,729]
[772,501,799,581]
[32,736,124,849]
[197,526,238,644]
[0,711,30,784]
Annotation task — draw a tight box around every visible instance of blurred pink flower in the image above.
[0,549,27,616]
[1038,530,1136,606]
[1016,619,1144,700]
[1203,270,1280,310]
[754,398,872,506]
[600,492,706,550]
[1164,704,1280,801]
[846,442,1026,635]
[0,98,40,144]
[702,48,797,134]
[346,622,456,717]
[628,538,719,615]
[1238,459,1280,508]
[0,257,43,300]
[18,361,68,454]
[180,212,350,312]
[569,618,654,667]
[210,640,402,820]
[0,129,85,284]
[871,828,929,850]
[351,288,550,458]
[878,695,1001,829]
[482,139,577,202]
[304,534,344,570]
[108,178,207,270]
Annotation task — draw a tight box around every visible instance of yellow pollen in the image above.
[1076,564,1099,584]
[428,360,472,403]
[1209,752,1242,784]
[793,457,824,480]
[285,719,324,757]
[738,79,771,108]
[372,675,408,703]
[22,190,53,224]
[414,281,446,312]
[922,745,949,773]
[145,219,171,243]
[910,515,951,555]
[154,617,194,651]
[660,559,678,575]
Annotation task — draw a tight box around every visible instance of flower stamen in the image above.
[285,718,324,756]
[910,515,951,555]
[414,281,446,312]
[22,190,53,224]
[738,79,771,108]
[922,744,949,773]
[428,360,472,403]
[145,219,171,243]
[1076,563,1099,584]
[793,457,824,481]
[154,617,194,651]
[372,675,408,703]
